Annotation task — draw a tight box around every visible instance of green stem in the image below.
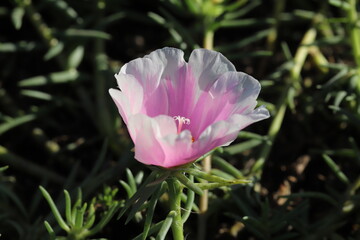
[22,0,66,68]
[167,178,184,240]
[258,0,285,76]
[347,0,360,69]
[290,27,317,82]
[203,29,214,50]
[198,22,214,240]
[347,0,360,94]
[93,0,112,137]
[251,19,319,175]
[250,87,287,174]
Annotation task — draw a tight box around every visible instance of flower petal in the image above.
[145,47,197,118]
[114,73,144,114]
[109,88,131,124]
[188,49,236,92]
[194,108,270,154]
[189,72,262,139]
[134,47,194,118]
[127,114,167,166]
[127,114,195,168]
[119,53,170,117]
[145,47,186,81]
[160,130,193,167]
[120,57,163,94]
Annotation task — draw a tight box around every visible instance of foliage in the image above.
[1,0,360,239]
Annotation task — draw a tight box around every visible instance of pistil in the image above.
[173,116,190,134]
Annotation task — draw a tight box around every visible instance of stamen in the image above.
[173,115,190,134]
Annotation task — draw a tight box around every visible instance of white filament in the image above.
[173,116,190,133]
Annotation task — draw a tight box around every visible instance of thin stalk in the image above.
[23,0,57,49]
[290,27,317,82]
[346,0,360,94]
[258,0,286,76]
[167,178,184,240]
[251,20,318,175]
[203,29,214,50]
[22,0,65,68]
[198,155,211,240]
[347,0,360,70]
[198,24,214,240]
[250,88,288,174]
[93,0,112,137]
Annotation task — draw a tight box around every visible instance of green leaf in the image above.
[83,203,96,229]
[155,211,175,240]
[44,42,64,61]
[135,171,144,185]
[333,90,347,108]
[11,7,25,30]
[212,156,243,178]
[133,220,165,240]
[184,0,198,14]
[61,29,111,40]
[210,168,235,180]
[117,171,157,220]
[125,182,161,224]
[120,180,133,198]
[142,182,165,240]
[0,114,36,135]
[74,203,87,229]
[319,68,348,90]
[126,168,137,193]
[64,190,73,226]
[329,106,360,131]
[20,89,52,101]
[173,172,203,196]
[287,86,296,112]
[18,70,79,87]
[71,189,83,224]
[0,165,8,172]
[87,202,120,236]
[322,154,350,184]
[328,0,350,10]
[46,0,82,23]
[194,148,218,163]
[67,46,84,69]
[149,9,198,49]
[224,0,249,12]
[0,42,37,52]
[196,180,251,190]
[44,221,56,240]
[185,168,250,185]
[39,186,70,232]
[181,175,194,223]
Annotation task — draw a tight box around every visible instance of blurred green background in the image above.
[1,0,360,239]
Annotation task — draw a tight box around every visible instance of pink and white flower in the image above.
[109,47,269,168]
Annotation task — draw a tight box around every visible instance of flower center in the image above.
[173,115,190,134]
